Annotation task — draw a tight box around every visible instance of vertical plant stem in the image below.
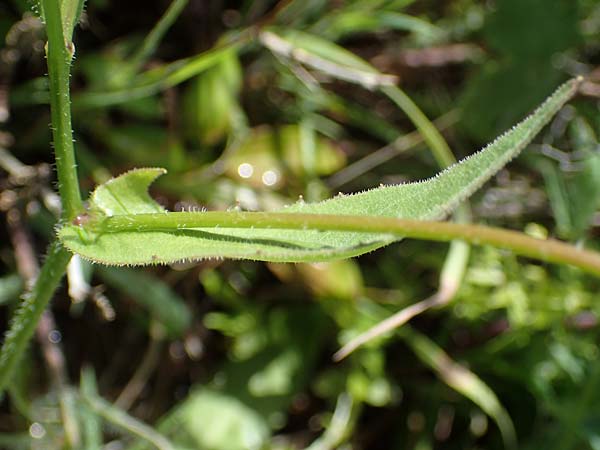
[0,241,72,397]
[43,0,83,221]
[0,0,82,399]
[7,204,80,446]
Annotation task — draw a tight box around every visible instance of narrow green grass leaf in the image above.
[80,367,103,450]
[315,11,444,42]
[401,326,517,450]
[96,266,191,337]
[260,29,396,89]
[58,78,581,265]
[73,43,242,110]
[81,392,175,450]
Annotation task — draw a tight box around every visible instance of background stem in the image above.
[82,392,176,450]
[130,0,189,73]
[382,85,456,168]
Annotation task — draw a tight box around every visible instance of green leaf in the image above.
[178,389,270,450]
[460,0,580,140]
[154,306,327,450]
[95,266,191,338]
[90,167,166,215]
[36,0,86,43]
[58,78,581,266]
[60,0,86,41]
[314,11,444,43]
[73,44,241,110]
[538,116,600,239]
[260,28,396,89]
[183,52,242,146]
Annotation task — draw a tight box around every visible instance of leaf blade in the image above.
[59,78,581,265]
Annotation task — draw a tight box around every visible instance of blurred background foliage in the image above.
[1,0,600,449]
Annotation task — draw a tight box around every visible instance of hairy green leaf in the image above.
[58,78,581,265]
[90,167,166,215]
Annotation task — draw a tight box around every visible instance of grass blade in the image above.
[401,326,517,450]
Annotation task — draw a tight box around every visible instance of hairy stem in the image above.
[43,0,82,220]
[0,241,72,397]
[0,0,81,399]
[94,211,600,277]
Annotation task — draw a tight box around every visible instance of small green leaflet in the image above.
[59,78,581,265]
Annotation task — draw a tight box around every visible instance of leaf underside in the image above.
[59,78,580,265]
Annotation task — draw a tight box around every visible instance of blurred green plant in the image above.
[460,0,581,141]
[1,1,600,449]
